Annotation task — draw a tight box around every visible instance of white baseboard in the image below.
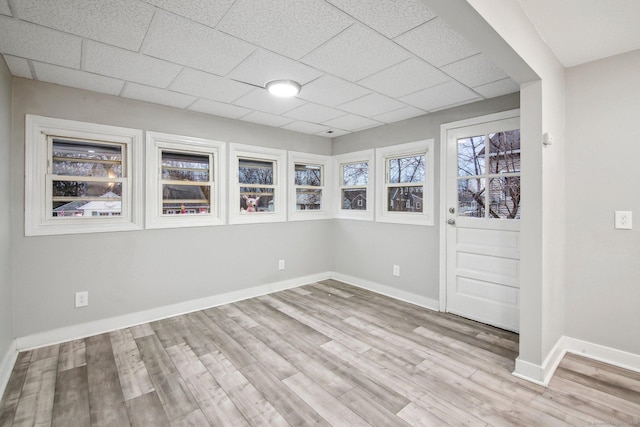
[16,272,331,351]
[513,335,640,386]
[330,272,440,312]
[0,340,18,400]
[563,336,640,374]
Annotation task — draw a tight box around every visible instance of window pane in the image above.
[458,178,485,218]
[388,155,425,183]
[161,151,210,182]
[240,187,274,212]
[295,189,322,210]
[457,135,485,177]
[52,181,122,217]
[488,130,520,174]
[342,188,366,210]
[162,184,210,215]
[342,162,368,186]
[295,164,322,186]
[489,177,521,219]
[387,186,423,212]
[239,159,274,185]
[52,139,122,178]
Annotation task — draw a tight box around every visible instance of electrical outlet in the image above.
[615,211,632,230]
[278,259,285,270]
[393,265,400,277]
[75,291,88,308]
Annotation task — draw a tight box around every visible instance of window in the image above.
[376,140,434,226]
[146,132,226,229]
[334,150,374,221]
[288,152,332,221]
[457,130,521,219]
[25,115,143,236]
[229,144,287,224]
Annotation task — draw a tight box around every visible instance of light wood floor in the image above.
[1,280,639,426]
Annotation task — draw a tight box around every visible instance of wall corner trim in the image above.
[513,335,640,386]
[0,340,18,400]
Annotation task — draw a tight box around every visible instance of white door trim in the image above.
[438,109,521,313]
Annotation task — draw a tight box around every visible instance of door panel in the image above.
[445,115,520,332]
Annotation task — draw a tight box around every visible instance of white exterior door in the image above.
[443,113,521,332]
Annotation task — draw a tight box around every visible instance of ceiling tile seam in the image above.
[166,68,188,92]
[27,58,37,80]
[212,0,237,30]
[6,0,17,19]
[80,39,88,72]
[298,21,358,66]
[390,15,439,41]
[118,81,129,98]
[137,9,162,55]
[183,97,200,111]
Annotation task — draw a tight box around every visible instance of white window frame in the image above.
[288,151,333,221]
[333,149,374,221]
[25,115,143,236]
[229,143,287,225]
[375,139,434,226]
[145,131,226,229]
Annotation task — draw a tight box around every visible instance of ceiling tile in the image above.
[84,41,181,89]
[400,81,480,111]
[13,0,154,51]
[142,11,255,76]
[233,88,305,115]
[284,103,346,123]
[337,93,406,117]
[239,111,294,128]
[217,0,352,60]
[33,62,124,96]
[302,24,410,82]
[0,0,10,16]
[0,16,81,68]
[372,106,426,124]
[473,78,520,99]
[326,0,435,38]
[140,0,234,28]
[323,114,382,132]
[281,121,331,135]
[227,49,322,88]
[171,68,253,103]
[3,55,32,79]
[188,99,251,120]
[121,83,196,109]
[297,75,370,107]
[395,17,479,67]
[358,58,450,98]
[441,54,509,88]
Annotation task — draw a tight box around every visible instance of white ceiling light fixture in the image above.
[265,79,302,97]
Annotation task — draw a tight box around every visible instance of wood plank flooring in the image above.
[1,280,639,426]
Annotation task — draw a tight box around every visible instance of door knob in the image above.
[447,218,456,226]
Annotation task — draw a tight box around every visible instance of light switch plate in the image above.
[615,211,632,230]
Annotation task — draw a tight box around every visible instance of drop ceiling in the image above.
[0,0,519,137]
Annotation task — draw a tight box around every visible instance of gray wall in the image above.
[0,59,13,358]
[11,78,333,337]
[331,94,520,301]
[565,49,640,355]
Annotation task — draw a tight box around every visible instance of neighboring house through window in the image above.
[25,115,143,236]
[376,139,434,226]
[334,149,374,221]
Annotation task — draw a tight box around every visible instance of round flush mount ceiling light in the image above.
[265,80,301,97]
